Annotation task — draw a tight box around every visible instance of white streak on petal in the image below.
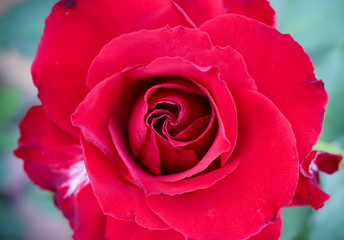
[62,161,89,198]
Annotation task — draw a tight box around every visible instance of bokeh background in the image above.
[0,0,343,239]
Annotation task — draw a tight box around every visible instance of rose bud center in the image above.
[129,77,217,176]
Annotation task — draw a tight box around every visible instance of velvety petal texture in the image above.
[15,1,340,239]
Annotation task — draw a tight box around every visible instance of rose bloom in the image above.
[15,0,342,239]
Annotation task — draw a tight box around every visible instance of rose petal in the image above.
[147,87,211,136]
[33,0,191,136]
[291,151,342,209]
[105,217,186,240]
[249,213,282,240]
[168,114,216,156]
[171,114,212,142]
[145,89,298,240]
[155,133,199,174]
[87,26,256,91]
[292,173,330,210]
[221,0,276,27]
[14,106,81,191]
[138,128,161,175]
[200,14,328,162]
[173,0,276,27]
[72,72,132,170]
[314,151,342,174]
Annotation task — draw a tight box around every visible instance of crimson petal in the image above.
[15,106,81,191]
[200,14,328,162]
[173,0,276,27]
[292,151,342,209]
[87,26,255,91]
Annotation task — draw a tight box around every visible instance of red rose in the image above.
[15,0,342,239]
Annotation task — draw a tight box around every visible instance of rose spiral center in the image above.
[129,78,217,175]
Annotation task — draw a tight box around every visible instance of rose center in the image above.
[129,80,217,175]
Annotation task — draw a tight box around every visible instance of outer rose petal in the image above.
[87,26,255,91]
[14,106,81,190]
[200,14,328,162]
[249,213,282,240]
[105,217,186,240]
[146,89,298,240]
[33,0,191,136]
[292,151,342,210]
[292,174,330,210]
[173,0,275,27]
[221,0,276,27]
[14,106,104,239]
[313,151,342,174]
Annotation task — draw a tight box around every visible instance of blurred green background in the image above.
[0,0,343,239]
